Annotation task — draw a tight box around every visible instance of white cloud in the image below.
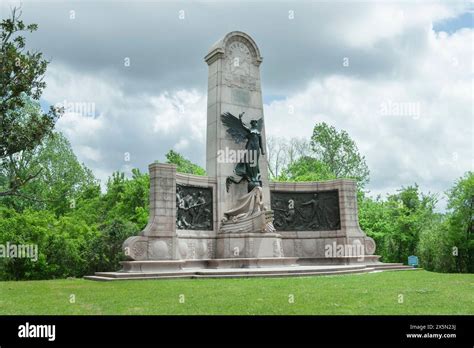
[264,25,472,210]
[150,90,207,142]
[42,64,207,186]
[174,138,190,151]
[335,2,463,48]
[75,145,102,163]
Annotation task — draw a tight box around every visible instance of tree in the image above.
[445,172,474,272]
[266,136,288,179]
[165,149,206,175]
[0,131,97,215]
[101,169,149,228]
[310,122,369,187]
[278,156,335,182]
[0,206,98,280]
[266,136,310,179]
[417,172,473,273]
[89,218,138,273]
[0,8,61,196]
[271,124,369,186]
[381,185,436,263]
[418,217,453,273]
[358,194,394,261]
[359,185,439,265]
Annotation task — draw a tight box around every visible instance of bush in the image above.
[0,207,98,280]
[88,218,139,273]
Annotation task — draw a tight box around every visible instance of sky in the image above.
[1,0,472,211]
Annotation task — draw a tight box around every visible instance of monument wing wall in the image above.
[269,180,376,259]
[122,164,376,262]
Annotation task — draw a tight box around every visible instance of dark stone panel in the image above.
[270,190,341,231]
[176,184,213,230]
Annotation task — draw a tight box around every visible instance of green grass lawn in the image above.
[0,270,473,315]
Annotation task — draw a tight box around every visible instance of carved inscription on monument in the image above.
[176,184,213,230]
[271,190,341,231]
[223,39,259,91]
[226,40,251,75]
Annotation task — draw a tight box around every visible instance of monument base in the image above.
[296,255,382,265]
[84,257,418,281]
[123,235,177,261]
[216,232,284,258]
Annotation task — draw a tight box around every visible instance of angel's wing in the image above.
[256,117,264,132]
[220,112,249,144]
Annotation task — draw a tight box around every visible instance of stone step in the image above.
[83,275,114,281]
[94,264,369,279]
[85,263,420,281]
[94,270,196,278]
[371,264,418,270]
[85,267,375,281]
[84,275,191,281]
[194,265,368,276]
[86,265,385,281]
[372,263,404,267]
[192,268,375,279]
[372,267,420,272]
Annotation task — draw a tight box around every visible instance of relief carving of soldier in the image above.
[271,191,341,231]
[176,186,213,230]
[301,194,326,229]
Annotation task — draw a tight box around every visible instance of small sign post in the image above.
[408,255,419,268]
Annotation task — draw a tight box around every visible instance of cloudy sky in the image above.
[2,0,472,210]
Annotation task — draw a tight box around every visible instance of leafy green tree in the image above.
[101,169,149,228]
[88,218,138,273]
[0,207,98,280]
[1,132,97,214]
[359,185,438,264]
[0,143,216,279]
[417,173,473,274]
[66,182,102,226]
[445,172,474,272]
[358,194,394,260]
[384,185,437,263]
[278,156,335,182]
[165,149,206,175]
[418,217,454,272]
[310,122,369,187]
[0,9,62,196]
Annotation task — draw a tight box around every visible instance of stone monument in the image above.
[86,31,414,281]
[205,32,282,258]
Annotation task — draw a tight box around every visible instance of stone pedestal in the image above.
[216,232,284,258]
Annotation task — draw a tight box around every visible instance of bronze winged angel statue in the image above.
[221,112,265,193]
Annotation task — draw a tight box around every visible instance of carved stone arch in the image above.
[204,31,263,66]
[222,31,262,66]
